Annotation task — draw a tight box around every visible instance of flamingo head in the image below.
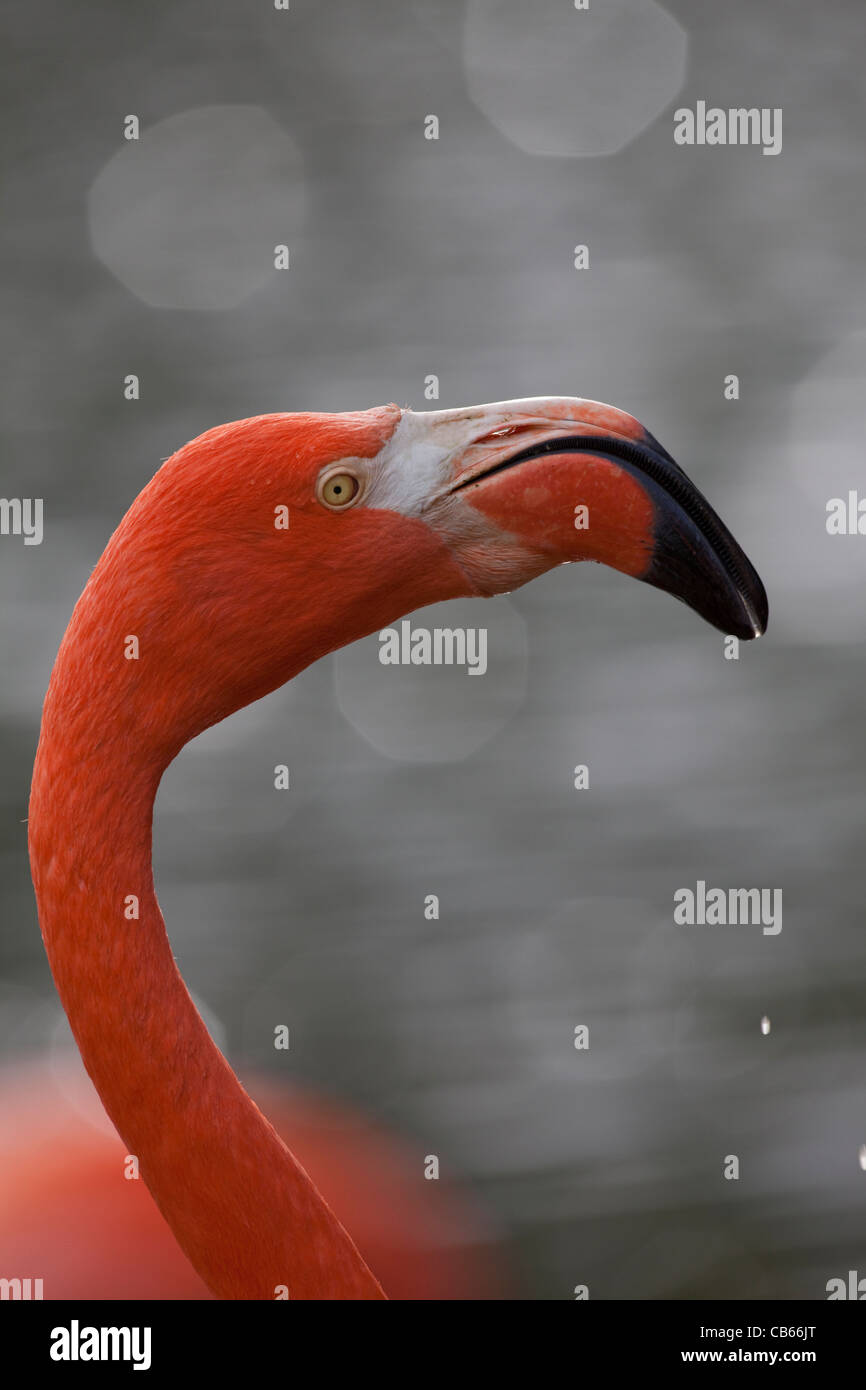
[254,395,766,640]
[114,397,767,739]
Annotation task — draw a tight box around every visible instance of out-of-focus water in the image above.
[2,0,865,1298]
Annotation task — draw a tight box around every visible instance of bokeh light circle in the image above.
[88,105,306,310]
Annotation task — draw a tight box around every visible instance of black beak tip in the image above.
[731,600,768,642]
[712,542,769,642]
[629,434,769,644]
[744,575,769,640]
[644,509,769,644]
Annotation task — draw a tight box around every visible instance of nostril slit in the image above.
[474,422,537,445]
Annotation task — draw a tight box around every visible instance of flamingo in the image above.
[26,397,767,1300]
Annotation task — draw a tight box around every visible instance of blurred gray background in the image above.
[2,0,866,1298]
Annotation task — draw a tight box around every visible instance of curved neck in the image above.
[28,586,384,1300]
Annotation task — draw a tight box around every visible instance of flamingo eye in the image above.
[317,470,362,510]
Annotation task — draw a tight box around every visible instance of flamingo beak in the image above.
[425,398,767,640]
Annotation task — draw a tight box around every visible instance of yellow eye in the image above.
[318,471,362,510]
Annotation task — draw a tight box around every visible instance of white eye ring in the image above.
[316,466,365,511]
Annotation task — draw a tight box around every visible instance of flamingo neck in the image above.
[28,587,385,1301]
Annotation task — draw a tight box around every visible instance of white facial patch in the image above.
[360,410,453,517]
